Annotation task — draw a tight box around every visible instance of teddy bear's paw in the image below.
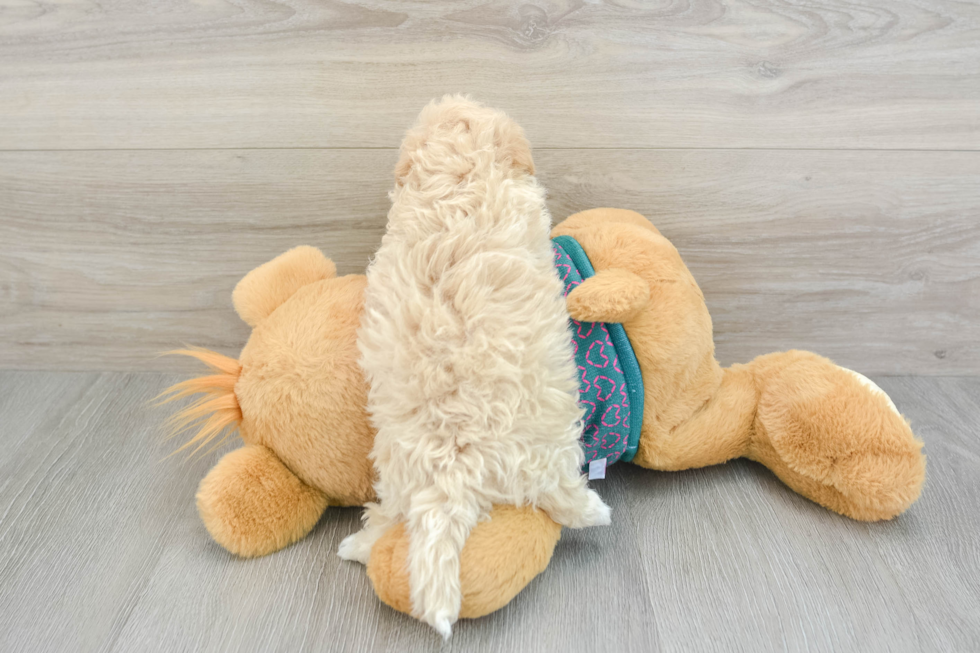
[337,528,379,565]
[839,367,900,416]
[754,351,926,521]
[565,268,651,324]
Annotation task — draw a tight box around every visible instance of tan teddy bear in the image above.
[163,97,924,630]
[163,204,925,623]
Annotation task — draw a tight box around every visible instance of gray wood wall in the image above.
[1,0,978,374]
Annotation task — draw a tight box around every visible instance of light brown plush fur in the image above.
[554,209,925,520]
[197,444,328,557]
[367,505,562,619]
[165,244,559,618]
[165,209,924,625]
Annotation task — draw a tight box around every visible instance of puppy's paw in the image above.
[576,489,613,527]
[337,528,378,564]
[541,487,611,528]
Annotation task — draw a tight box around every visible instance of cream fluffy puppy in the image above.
[338,97,610,636]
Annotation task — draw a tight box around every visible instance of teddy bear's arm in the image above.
[232,246,336,326]
[366,505,561,619]
[197,444,328,557]
[565,268,650,324]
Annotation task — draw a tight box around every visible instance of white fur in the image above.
[840,367,900,416]
[340,97,610,637]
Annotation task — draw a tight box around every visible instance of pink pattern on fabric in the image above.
[620,386,631,429]
[556,262,572,285]
[601,431,623,450]
[586,341,609,368]
[601,405,622,427]
[580,399,597,424]
[594,376,616,401]
[582,424,600,447]
[553,240,632,468]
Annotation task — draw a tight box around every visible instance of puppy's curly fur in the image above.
[339,96,610,637]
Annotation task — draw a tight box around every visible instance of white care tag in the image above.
[588,457,607,480]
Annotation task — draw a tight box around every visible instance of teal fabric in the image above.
[552,235,644,467]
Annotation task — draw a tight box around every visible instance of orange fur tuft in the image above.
[157,348,243,456]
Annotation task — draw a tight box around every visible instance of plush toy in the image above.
[162,99,925,634]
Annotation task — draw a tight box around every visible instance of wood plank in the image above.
[867,377,980,651]
[1,372,977,651]
[546,149,980,376]
[624,376,980,652]
[0,372,233,651]
[0,149,393,370]
[0,0,978,150]
[2,148,977,374]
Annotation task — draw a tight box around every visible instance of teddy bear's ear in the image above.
[232,246,336,327]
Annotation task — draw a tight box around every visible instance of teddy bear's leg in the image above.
[631,361,757,472]
[631,350,925,520]
[744,350,925,521]
[197,444,328,557]
[366,505,561,619]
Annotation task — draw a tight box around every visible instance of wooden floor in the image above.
[2,1,979,651]
[0,372,977,652]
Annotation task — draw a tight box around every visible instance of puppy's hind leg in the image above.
[338,503,397,565]
[537,482,611,528]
